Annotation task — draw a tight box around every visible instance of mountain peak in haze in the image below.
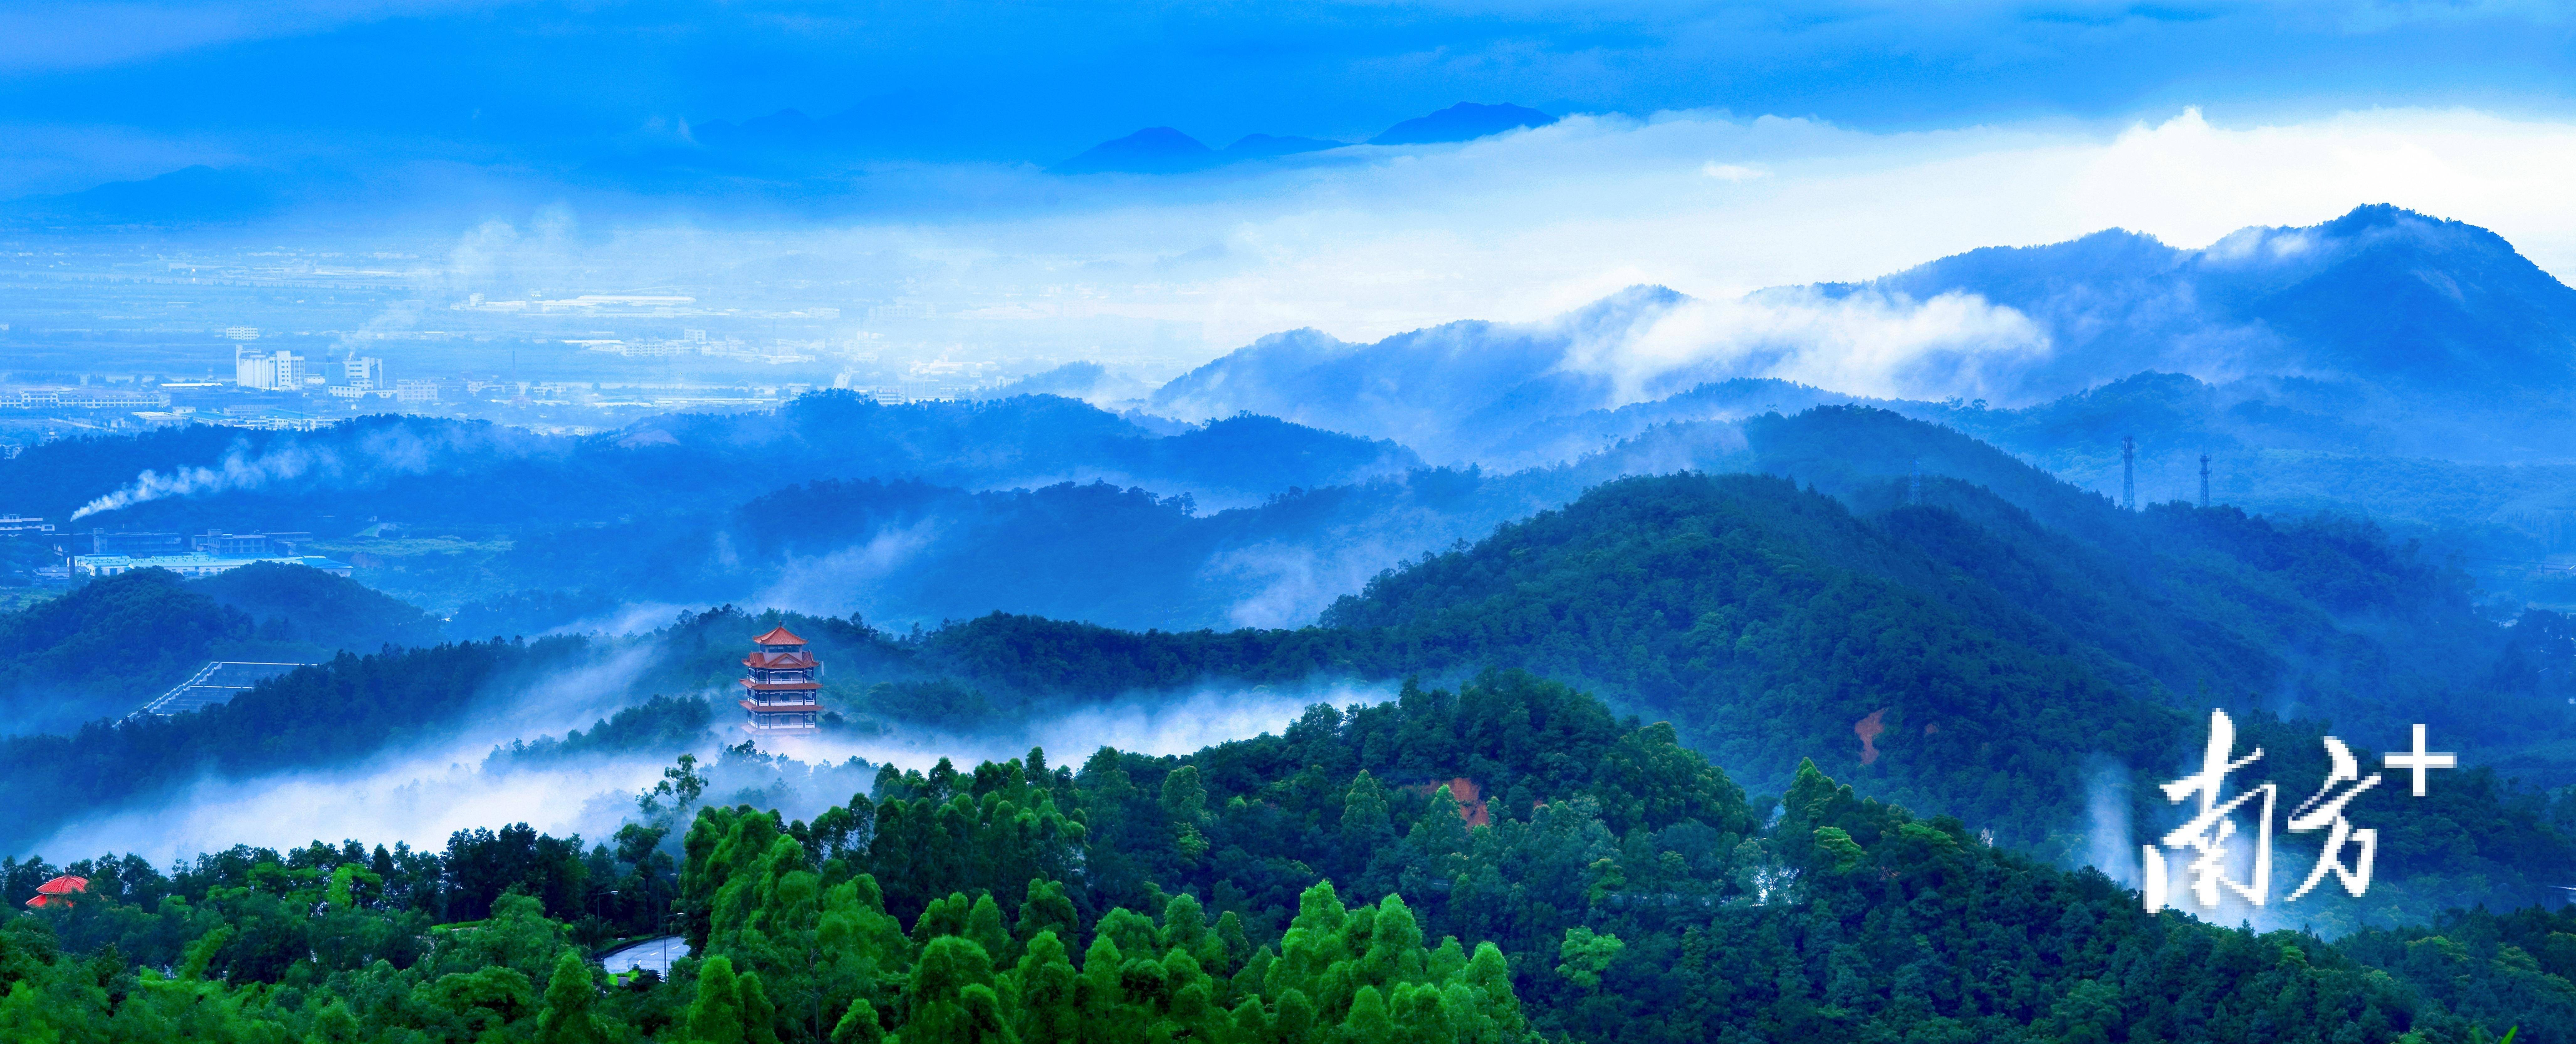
[1144,207,2576,465]
[1863,203,2576,402]
[1223,133,1343,159]
[1049,126,1220,175]
[5,165,294,226]
[1369,102,1557,145]
[1148,288,1692,461]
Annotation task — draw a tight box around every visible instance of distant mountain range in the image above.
[1049,128,1339,175]
[1150,205,2576,464]
[1047,102,1556,174]
[0,102,1561,224]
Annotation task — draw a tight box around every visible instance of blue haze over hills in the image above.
[14,7,2576,1037]
[1153,206,2576,465]
[8,0,2576,213]
[7,204,2571,642]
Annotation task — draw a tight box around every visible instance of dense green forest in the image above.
[0,563,446,735]
[9,447,2573,913]
[3,401,2572,1040]
[1,672,2564,1042]
[468,406,2576,777]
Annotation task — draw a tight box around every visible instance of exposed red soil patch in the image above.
[1855,708,1889,765]
[1405,777,1492,827]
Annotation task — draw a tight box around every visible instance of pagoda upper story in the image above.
[739,625,821,735]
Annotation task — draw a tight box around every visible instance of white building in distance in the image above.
[234,348,307,391]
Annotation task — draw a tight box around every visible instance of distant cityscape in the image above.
[0,523,359,592]
[0,239,1207,455]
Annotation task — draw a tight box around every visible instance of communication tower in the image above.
[2121,436,2136,511]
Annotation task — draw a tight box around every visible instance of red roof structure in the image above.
[741,627,822,735]
[24,874,87,909]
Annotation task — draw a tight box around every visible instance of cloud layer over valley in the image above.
[27,663,1354,866]
[151,104,2576,413]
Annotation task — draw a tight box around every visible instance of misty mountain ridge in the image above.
[1855,205,2576,391]
[7,400,2573,958]
[0,393,1421,535]
[1150,285,1690,462]
[1367,102,1559,144]
[1048,102,1556,175]
[1149,204,2576,466]
[0,162,369,227]
[1049,127,1222,175]
[0,563,443,736]
[971,360,1159,404]
[7,101,1564,223]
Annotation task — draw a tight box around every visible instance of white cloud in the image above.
[123,100,2555,412]
[475,104,2576,375]
[1563,287,2053,405]
[36,749,663,865]
[788,683,1368,771]
[746,520,942,618]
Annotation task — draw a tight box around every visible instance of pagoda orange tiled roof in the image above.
[751,626,809,646]
[25,875,86,909]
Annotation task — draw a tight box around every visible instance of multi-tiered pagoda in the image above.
[739,626,822,735]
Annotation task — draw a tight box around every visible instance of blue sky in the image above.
[4,0,2574,194]
[10,0,2576,380]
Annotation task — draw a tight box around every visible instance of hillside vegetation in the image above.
[3,673,2564,1043]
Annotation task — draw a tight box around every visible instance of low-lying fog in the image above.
[31,683,1362,867]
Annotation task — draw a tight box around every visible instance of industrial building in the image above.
[73,552,353,579]
[234,347,308,391]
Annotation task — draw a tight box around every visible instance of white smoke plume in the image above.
[72,440,327,520]
[69,422,537,521]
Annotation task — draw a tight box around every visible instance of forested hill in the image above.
[1718,407,2521,739]
[897,469,2567,902]
[4,671,2567,1043]
[0,564,445,736]
[7,408,2565,918]
[857,441,2564,916]
[1316,471,2187,831]
[0,392,1418,531]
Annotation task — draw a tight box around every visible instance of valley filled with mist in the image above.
[10,6,2576,1020]
[5,200,2576,1040]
